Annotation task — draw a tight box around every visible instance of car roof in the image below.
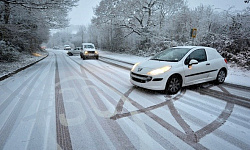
[173,46,213,49]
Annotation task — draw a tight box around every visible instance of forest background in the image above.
[1,0,250,69]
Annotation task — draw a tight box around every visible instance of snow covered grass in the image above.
[0,50,48,78]
[225,63,250,87]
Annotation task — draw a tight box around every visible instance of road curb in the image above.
[0,52,49,82]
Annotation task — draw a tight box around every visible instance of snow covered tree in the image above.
[0,0,78,24]
[0,0,79,58]
[92,0,186,53]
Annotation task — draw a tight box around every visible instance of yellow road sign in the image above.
[191,28,197,38]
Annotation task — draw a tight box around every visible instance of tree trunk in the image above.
[4,2,10,24]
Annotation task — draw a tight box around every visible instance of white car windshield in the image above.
[151,48,191,62]
[84,45,94,49]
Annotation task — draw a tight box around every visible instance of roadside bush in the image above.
[0,41,20,62]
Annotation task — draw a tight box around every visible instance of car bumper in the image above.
[83,54,99,58]
[130,72,170,90]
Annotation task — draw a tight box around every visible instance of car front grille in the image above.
[87,51,95,54]
[130,72,152,83]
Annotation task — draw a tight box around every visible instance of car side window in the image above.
[185,49,207,65]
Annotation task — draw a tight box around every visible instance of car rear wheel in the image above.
[215,69,226,84]
[165,75,182,95]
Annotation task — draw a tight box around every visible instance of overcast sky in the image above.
[68,0,249,26]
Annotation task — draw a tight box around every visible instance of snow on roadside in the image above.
[99,50,250,87]
[225,63,250,87]
[0,51,48,79]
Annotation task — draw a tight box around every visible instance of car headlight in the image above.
[84,51,88,54]
[147,66,171,76]
[131,62,140,71]
[95,51,98,54]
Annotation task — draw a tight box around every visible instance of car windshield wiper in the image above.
[164,59,179,62]
[150,58,160,60]
[150,58,167,61]
[151,58,177,62]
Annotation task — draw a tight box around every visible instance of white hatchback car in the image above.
[130,46,228,94]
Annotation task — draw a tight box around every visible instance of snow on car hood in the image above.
[133,59,176,74]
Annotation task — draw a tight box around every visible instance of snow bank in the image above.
[225,63,250,87]
[0,50,48,80]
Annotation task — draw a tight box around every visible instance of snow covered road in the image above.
[0,50,250,150]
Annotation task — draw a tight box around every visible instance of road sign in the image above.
[190,28,197,38]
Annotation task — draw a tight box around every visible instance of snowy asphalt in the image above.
[0,50,250,150]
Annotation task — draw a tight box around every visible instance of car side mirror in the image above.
[189,59,198,65]
[188,59,198,69]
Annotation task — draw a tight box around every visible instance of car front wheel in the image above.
[165,75,182,95]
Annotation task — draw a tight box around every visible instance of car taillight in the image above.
[224,59,228,64]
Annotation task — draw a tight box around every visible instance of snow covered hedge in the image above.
[0,40,21,62]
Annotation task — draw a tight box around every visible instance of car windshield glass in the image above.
[84,45,94,49]
[150,48,191,62]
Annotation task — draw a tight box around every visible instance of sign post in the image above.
[190,28,197,45]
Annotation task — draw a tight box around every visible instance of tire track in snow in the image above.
[55,54,73,150]
[88,59,131,86]
[70,54,250,149]
[66,55,207,149]
[193,85,250,149]
[195,85,234,141]
[0,54,51,150]
[0,54,51,115]
[26,53,56,149]
[60,54,135,149]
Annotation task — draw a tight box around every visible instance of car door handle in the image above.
[206,63,210,65]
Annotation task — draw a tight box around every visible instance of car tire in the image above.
[215,69,226,84]
[82,56,85,60]
[68,53,73,56]
[165,75,182,95]
[96,56,99,60]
